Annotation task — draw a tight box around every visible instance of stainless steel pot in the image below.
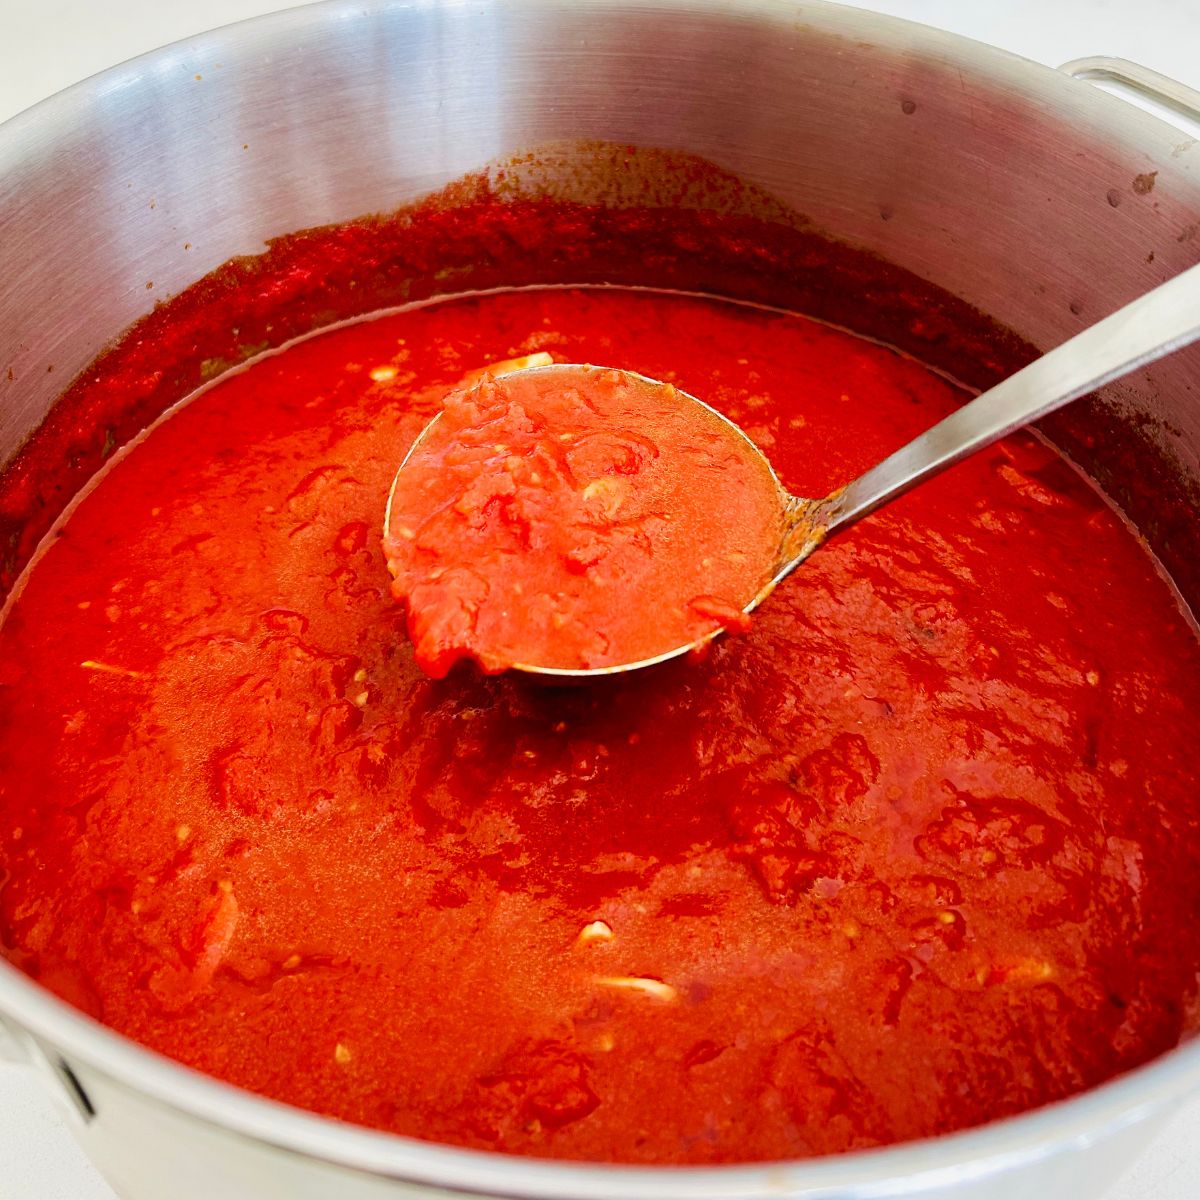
[2,3,1199,1197]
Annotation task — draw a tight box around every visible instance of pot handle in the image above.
[1060,56,1200,130]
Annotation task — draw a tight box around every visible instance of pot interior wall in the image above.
[1,0,1198,600]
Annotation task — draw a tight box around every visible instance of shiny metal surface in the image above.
[2,3,1200,1199]
[834,258,1200,525]
[0,1017,23,1065]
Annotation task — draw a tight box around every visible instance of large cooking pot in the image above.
[2,2,1200,1197]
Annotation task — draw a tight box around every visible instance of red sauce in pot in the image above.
[2,284,1199,1164]
[383,364,782,675]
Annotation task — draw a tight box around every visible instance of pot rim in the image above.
[3,0,1199,1194]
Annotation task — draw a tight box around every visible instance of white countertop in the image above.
[2,2,1199,1197]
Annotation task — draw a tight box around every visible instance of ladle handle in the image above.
[829,261,1200,531]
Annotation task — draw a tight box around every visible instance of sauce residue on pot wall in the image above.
[0,143,1036,602]
[0,146,1199,1164]
[5,144,1194,616]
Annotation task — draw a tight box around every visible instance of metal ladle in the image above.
[389,262,1200,679]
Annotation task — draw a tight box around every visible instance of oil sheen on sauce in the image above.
[1,287,1199,1164]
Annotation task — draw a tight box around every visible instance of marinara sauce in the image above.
[1,285,1199,1163]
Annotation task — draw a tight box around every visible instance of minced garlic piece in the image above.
[80,660,144,679]
[1008,959,1055,982]
[595,975,677,1002]
[464,351,553,383]
[577,920,614,946]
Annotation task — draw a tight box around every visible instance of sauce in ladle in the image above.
[383,363,785,676]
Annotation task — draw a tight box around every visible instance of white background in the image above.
[1,2,1199,1197]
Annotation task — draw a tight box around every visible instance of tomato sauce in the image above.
[384,364,782,674]
[1,283,1200,1164]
